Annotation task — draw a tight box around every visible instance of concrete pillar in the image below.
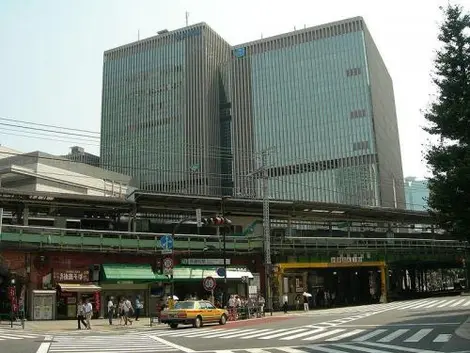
[23,206,29,226]
[379,265,388,303]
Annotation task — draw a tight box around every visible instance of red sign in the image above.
[163,256,173,269]
[203,276,216,292]
[94,291,100,313]
[53,270,89,283]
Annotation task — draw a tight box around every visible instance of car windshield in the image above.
[174,301,195,309]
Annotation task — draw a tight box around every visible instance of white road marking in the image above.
[404,328,433,342]
[35,335,53,353]
[258,328,309,340]
[450,299,466,307]
[433,333,452,342]
[303,328,346,341]
[353,329,388,342]
[280,328,324,341]
[377,328,409,342]
[360,341,443,353]
[325,329,365,341]
[148,334,195,352]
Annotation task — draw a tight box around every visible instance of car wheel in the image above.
[219,314,227,325]
[169,323,178,329]
[193,316,202,328]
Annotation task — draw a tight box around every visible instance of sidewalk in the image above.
[14,311,292,333]
[22,318,164,333]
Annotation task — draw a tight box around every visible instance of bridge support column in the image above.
[23,206,29,226]
[379,265,388,303]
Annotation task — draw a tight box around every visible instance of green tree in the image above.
[424,4,470,241]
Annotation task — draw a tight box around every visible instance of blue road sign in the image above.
[160,234,174,250]
[216,267,226,277]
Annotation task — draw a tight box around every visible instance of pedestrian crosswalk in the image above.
[0,329,42,341]
[47,333,184,352]
[155,325,453,344]
[197,342,445,353]
[290,296,470,316]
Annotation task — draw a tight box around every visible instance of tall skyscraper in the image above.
[100,17,405,208]
[100,23,231,196]
[227,17,405,208]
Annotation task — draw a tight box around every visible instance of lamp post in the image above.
[9,278,16,328]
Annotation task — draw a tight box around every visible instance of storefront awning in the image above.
[172,266,254,281]
[58,283,102,293]
[101,264,157,283]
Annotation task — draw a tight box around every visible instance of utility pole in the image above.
[261,150,272,315]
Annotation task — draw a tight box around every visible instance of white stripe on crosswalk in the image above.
[217,329,265,339]
[325,329,365,341]
[239,329,291,339]
[302,328,346,341]
[450,299,466,307]
[437,299,457,308]
[280,328,324,341]
[304,346,349,353]
[258,328,309,340]
[360,341,443,353]
[422,301,441,308]
[352,329,387,342]
[404,328,433,342]
[0,335,22,340]
[276,348,309,353]
[433,333,452,342]
[246,349,271,353]
[464,299,470,306]
[411,300,439,309]
[204,329,259,338]
[179,329,240,337]
[377,328,409,342]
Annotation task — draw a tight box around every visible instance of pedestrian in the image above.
[123,297,133,325]
[84,298,93,330]
[303,295,309,311]
[107,297,115,325]
[134,295,143,321]
[118,299,125,325]
[76,299,87,330]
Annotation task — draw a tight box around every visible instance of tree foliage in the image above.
[424,4,470,240]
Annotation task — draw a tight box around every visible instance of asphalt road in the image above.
[3,296,470,353]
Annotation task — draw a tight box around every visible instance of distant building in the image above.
[63,146,100,167]
[0,145,21,160]
[404,177,429,211]
[0,149,130,197]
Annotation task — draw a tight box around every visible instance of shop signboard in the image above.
[53,270,89,283]
[181,258,231,265]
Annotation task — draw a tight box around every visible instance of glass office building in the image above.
[404,177,429,211]
[100,24,230,195]
[227,17,405,207]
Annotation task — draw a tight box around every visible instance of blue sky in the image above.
[1,0,469,178]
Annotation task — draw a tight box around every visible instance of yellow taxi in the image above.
[160,300,228,329]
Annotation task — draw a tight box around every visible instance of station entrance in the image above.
[274,261,387,309]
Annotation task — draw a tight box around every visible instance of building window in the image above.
[353,141,370,151]
[346,67,362,77]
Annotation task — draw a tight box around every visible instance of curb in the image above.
[455,316,470,340]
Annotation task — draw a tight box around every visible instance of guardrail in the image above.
[1,225,467,253]
[0,225,261,253]
[275,236,468,251]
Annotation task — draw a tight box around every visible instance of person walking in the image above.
[134,296,143,321]
[123,297,133,325]
[107,297,115,325]
[84,298,93,330]
[76,299,87,330]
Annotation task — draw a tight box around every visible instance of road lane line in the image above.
[148,335,195,352]
[302,328,346,341]
[35,335,53,353]
[377,328,409,342]
[404,328,433,342]
[352,329,388,341]
[325,329,365,341]
[433,333,452,342]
